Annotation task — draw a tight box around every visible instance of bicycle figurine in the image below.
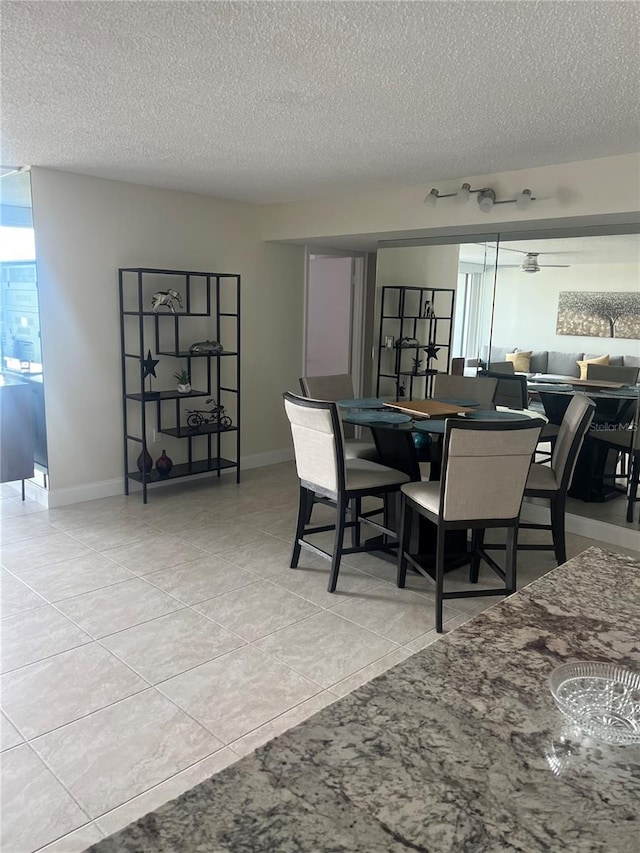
[186,399,232,430]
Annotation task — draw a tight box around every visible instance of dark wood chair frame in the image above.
[484,397,595,565]
[285,392,408,593]
[590,415,640,523]
[478,369,528,410]
[397,418,545,633]
[297,378,385,528]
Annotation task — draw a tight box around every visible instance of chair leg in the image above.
[469,528,484,583]
[290,486,310,568]
[505,525,518,594]
[550,496,567,566]
[328,494,348,593]
[351,497,361,548]
[396,495,411,588]
[435,525,445,633]
[628,455,639,524]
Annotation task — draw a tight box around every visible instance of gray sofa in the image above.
[475,346,640,380]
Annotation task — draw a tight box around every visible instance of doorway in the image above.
[304,251,365,394]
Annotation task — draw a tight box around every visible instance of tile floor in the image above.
[0,464,633,853]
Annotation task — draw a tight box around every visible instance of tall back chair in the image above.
[299,374,378,461]
[517,393,596,564]
[479,369,528,410]
[284,392,409,592]
[299,374,356,437]
[486,361,515,375]
[432,374,498,408]
[450,357,465,376]
[590,412,640,522]
[397,418,544,632]
[586,363,640,385]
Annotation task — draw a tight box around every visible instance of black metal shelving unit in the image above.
[376,285,455,400]
[119,268,240,503]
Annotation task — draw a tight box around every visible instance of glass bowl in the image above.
[549,662,640,745]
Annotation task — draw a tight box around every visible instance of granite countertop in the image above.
[90,547,640,853]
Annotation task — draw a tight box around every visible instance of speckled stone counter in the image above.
[89,547,640,853]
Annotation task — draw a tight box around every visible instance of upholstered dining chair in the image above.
[479,369,528,410]
[590,407,640,522]
[486,361,515,375]
[299,374,378,461]
[586,363,640,385]
[397,418,544,632]
[432,374,498,408]
[284,392,410,592]
[493,393,595,566]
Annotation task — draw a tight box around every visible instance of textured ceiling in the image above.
[2,1,639,203]
[459,234,640,265]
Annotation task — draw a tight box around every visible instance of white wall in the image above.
[31,168,304,503]
[492,262,640,358]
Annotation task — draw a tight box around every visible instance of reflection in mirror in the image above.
[488,233,640,536]
[0,167,48,493]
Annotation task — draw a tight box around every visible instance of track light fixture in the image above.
[423,184,536,213]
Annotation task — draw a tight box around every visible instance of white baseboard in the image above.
[520,502,640,553]
[45,448,295,507]
[46,478,124,508]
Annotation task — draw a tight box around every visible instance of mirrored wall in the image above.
[0,167,48,489]
[375,229,640,536]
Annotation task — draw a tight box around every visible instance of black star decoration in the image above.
[142,350,159,380]
[422,344,441,361]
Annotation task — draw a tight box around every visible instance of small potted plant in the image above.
[173,368,191,393]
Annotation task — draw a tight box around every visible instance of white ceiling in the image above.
[459,233,640,266]
[2,1,639,204]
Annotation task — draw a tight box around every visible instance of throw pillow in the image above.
[577,354,609,380]
[506,350,532,372]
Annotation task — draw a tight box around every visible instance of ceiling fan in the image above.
[499,247,571,273]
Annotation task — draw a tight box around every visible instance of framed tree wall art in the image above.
[556,291,640,339]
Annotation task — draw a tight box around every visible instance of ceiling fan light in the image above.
[521,253,540,273]
[477,188,495,213]
[516,189,533,210]
[424,188,439,207]
[455,183,471,203]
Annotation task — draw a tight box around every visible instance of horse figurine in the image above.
[151,289,183,313]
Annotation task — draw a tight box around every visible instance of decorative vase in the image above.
[136,448,153,474]
[177,383,191,393]
[155,449,173,478]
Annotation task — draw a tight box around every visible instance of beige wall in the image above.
[376,245,460,289]
[374,245,460,389]
[31,168,304,503]
[262,153,640,244]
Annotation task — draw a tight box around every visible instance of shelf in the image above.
[126,389,209,402]
[382,315,450,320]
[122,311,209,317]
[120,267,238,277]
[159,425,238,438]
[394,343,428,349]
[377,286,455,401]
[120,267,241,502]
[128,458,238,483]
[156,350,238,358]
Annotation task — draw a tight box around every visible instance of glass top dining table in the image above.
[340,398,546,433]
[339,398,546,573]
